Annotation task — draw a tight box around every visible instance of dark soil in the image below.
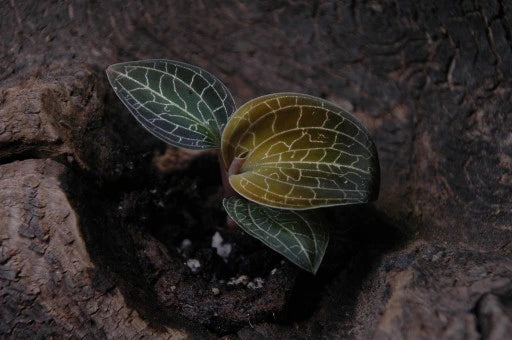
[63,143,404,334]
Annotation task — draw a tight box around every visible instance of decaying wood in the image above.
[1,0,511,338]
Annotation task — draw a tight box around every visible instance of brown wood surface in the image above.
[1,1,511,338]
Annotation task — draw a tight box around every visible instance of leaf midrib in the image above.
[112,68,218,142]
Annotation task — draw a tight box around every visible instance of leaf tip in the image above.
[105,64,120,87]
[105,63,119,76]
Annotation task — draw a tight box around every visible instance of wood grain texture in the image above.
[0,160,188,339]
[0,0,511,337]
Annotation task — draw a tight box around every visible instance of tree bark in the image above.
[1,0,511,338]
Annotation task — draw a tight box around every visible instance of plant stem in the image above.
[219,155,236,197]
[218,151,246,228]
[218,152,246,197]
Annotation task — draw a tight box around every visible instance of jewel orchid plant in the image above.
[106,59,380,274]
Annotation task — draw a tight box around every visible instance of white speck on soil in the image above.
[186,259,201,272]
[170,285,176,291]
[270,268,278,275]
[247,277,265,290]
[227,275,249,286]
[211,232,232,262]
[212,287,220,295]
[149,188,157,194]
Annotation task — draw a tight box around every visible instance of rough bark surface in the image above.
[1,0,511,338]
[0,159,189,338]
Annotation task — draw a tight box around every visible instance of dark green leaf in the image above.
[106,59,235,149]
[223,196,329,274]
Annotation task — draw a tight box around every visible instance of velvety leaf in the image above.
[221,93,380,209]
[106,59,235,149]
[223,196,329,274]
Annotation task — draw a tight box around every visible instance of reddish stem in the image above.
[218,152,246,197]
[218,152,247,228]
